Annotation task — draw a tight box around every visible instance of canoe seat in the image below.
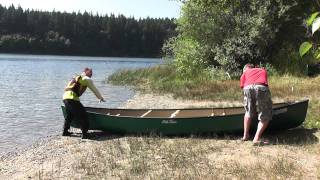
[141,110,152,117]
[210,113,215,117]
[170,110,180,118]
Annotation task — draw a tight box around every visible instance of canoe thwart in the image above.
[141,110,152,117]
[170,110,180,118]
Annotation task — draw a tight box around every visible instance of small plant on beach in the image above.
[129,156,149,176]
[268,155,302,179]
[222,161,258,179]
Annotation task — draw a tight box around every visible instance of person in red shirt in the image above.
[240,64,272,145]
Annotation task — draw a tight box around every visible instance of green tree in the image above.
[166,0,314,77]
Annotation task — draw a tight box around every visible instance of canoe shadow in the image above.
[264,128,319,145]
[91,131,124,141]
[73,128,319,145]
[67,131,123,141]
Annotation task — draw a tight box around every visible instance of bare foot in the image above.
[253,140,270,146]
[240,137,250,141]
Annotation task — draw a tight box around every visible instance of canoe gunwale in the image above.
[61,99,309,134]
[86,110,244,119]
[84,99,309,119]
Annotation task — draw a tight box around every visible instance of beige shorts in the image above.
[243,85,272,121]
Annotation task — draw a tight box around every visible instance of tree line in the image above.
[0,5,177,57]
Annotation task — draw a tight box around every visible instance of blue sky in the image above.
[0,0,182,18]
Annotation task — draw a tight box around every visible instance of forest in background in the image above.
[0,5,176,57]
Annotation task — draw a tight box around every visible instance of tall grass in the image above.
[108,65,320,100]
[108,65,241,100]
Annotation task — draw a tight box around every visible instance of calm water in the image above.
[0,54,160,155]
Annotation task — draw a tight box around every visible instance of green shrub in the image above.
[165,0,314,76]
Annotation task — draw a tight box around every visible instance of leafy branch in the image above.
[299,11,320,59]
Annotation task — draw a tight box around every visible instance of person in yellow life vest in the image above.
[62,67,105,139]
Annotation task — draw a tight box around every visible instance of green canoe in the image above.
[61,99,309,135]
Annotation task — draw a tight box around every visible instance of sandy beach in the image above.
[1,93,319,179]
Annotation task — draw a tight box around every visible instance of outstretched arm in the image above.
[86,78,105,101]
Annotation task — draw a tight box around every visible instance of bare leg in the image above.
[253,120,270,143]
[242,116,251,140]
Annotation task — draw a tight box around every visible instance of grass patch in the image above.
[61,137,309,179]
[108,65,242,100]
[108,65,320,100]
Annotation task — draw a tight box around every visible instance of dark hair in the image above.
[83,67,92,72]
[245,63,254,68]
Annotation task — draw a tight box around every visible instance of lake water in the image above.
[0,54,160,155]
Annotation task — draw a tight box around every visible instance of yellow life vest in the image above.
[63,75,87,100]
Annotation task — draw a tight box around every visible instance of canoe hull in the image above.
[61,100,309,135]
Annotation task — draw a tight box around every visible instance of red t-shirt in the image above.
[240,68,268,89]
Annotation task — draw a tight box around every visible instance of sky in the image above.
[0,0,182,19]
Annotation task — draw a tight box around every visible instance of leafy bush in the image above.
[166,0,314,76]
[164,37,209,79]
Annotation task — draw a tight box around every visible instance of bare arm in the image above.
[85,78,104,101]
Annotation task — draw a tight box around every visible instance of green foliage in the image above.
[312,16,320,34]
[271,45,312,75]
[304,99,320,128]
[166,37,208,78]
[299,42,313,57]
[263,63,279,77]
[307,12,320,26]
[0,5,176,57]
[300,10,320,61]
[166,0,314,75]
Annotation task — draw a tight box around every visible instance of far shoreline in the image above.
[0,53,162,62]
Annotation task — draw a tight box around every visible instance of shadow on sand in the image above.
[67,128,319,146]
[67,131,122,141]
[265,128,319,145]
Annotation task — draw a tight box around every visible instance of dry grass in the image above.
[75,137,316,179]
[269,75,320,100]
[3,130,315,180]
